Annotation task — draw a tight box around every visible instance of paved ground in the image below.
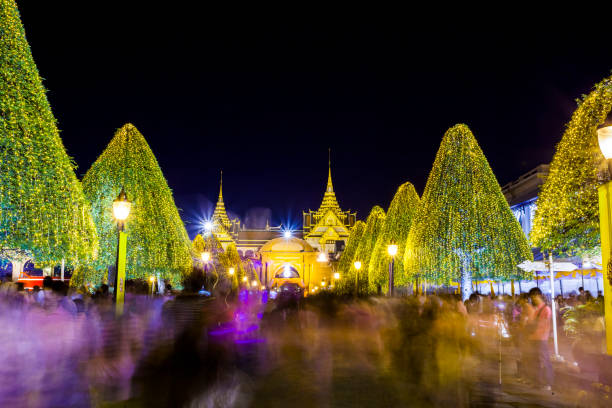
[64,295,612,407]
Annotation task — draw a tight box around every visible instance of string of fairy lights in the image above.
[353,206,386,294]
[0,0,98,268]
[335,221,365,294]
[82,124,192,284]
[531,77,612,257]
[404,124,532,284]
[368,182,420,289]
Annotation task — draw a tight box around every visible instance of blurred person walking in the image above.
[526,287,553,391]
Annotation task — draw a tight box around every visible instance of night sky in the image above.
[16,3,612,237]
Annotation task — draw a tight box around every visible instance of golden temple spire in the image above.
[315,149,341,214]
[212,170,232,231]
[327,148,334,193]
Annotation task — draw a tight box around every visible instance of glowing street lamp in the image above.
[112,188,131,316]
[317,252,328,263]
[149,275,155,295]
[333,272,340,280]
[228,267,235,276]
[387,241,398,296]
[242,276,248,283]
[597,124,612,354]
[353,260,362,297]
[201,251,211,263]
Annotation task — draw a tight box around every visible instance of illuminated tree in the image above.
[353,206,386,294]
[219,243,245,289]
[531,75,612,256]
[192,234,206,257]
[82,124,191,284]
[0,0,98,275]
[335,220,366,295]
[369,182,420,291]
[405,124,532,300]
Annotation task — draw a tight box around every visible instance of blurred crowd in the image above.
[0,278,607,407]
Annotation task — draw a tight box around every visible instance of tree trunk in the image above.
[11,260,24,282]
[460,254,472,301]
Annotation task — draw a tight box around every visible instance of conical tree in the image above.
[335,220,366,295]
[82,124,191,283]
[369,182,420,291]
[219,243,245,289]
[354,206,386,294]
[0,0,98,275]
[405,124,532,300]
[531,75,612,256]
[192,234,206,257]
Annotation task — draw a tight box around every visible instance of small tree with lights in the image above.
[405,124,532,300]
[353,206,386,294]
[82,124,192,285]
[0,0,98,276]
[335,221,366,295]
[369,182,420,291]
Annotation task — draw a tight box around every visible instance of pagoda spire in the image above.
[315,149,341,214]
[218,170,224,201]
[327,148,334,193]
[212,170,232,231]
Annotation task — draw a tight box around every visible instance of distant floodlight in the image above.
[242,276,247,282]
[228,267,235,276]
[201,251,211,262]
[283,230,292,239]
[204,221,213,231]
[333,272,340,280]
[317,252,328,262]
[354,261,362,270]
[252,280,258,287]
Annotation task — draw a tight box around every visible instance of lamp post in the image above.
[353,260,362,297]
[201,251,211,291]
[112,187,131,316]
[597,125,612,354]
[149,275,155,296]
[387,241,398,296]
[317,251,328,294]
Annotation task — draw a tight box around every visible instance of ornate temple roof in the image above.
[315,155,343,216]
[212,171,232,231]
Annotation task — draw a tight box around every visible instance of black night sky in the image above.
[17,3,612,237]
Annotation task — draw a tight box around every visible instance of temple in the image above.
[302,157,356,256]
[204,154,356,291]
[208,171,240,249]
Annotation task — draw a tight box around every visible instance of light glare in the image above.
[598,126,612,159]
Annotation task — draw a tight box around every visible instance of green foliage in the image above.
[219,243,245,289]
[531,76,612,256]
[405,124,532,284]
[561,300,604,340]
[369,182,420,290]
[335,221,366,295]
[82,124,191,282]
[0,0,98,266]
[353,206,386,294]
[192,234,206,256]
